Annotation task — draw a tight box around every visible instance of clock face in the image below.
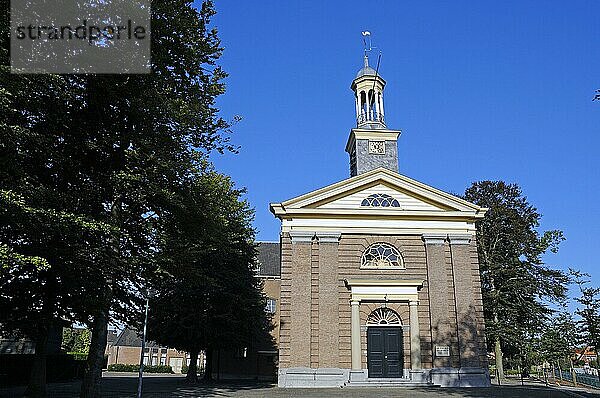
[369,140,385,154]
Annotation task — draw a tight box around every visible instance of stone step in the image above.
[347,382,436,388]
[346,378,438,388]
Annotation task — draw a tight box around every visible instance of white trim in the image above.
[272,168,485,214]
[352,285,419,296]
[289,231,314,243]
[422,233,447,245]
[359,266,406,270]
[448,234,472,245]
[315,231,341,243]
[345,279,424,302]
[282,218,476,235]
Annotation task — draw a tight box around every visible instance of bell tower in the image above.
[353,54,386,129]
[346,34,401,177]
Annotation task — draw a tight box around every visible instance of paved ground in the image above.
[2,373,599,398]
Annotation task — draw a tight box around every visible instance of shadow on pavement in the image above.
[2,378,600,398]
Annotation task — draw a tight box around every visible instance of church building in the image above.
[269,50,491,388]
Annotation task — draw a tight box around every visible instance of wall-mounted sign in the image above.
[435,345,450,357]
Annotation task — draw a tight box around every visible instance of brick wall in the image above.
[280,232,487,372]
[338,234,433,369]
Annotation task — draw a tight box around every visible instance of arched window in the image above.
[361,193,401,207]
[367,308,402,325]
[361,242,404,268]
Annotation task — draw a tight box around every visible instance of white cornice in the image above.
[346,128,402,153]
[272,208,484,220]
[345,279,424,287]
[345,279,424,302]
[345,128,401,154]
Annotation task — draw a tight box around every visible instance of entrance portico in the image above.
[346,279,427,382]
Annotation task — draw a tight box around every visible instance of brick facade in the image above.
[278,232,488,375]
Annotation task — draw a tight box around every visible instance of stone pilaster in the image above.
[316,232,341,368]
[449,234,481,368]
[288,231,313,367]
[423,234,452,368]
[409,300,422,370]
[350,300,361,370]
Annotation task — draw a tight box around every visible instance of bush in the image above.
[181,364,188,374]
[107,364,173,373]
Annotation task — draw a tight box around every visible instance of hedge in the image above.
[107,364,173,373]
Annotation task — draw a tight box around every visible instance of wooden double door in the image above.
[367,327,403,378]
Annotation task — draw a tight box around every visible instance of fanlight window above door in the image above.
[361,193,401,207]
[367,308,402,325]
[361,243,404,268]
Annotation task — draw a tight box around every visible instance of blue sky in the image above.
[205,1,599,293]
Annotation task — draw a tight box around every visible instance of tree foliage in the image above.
[464,181,569,376]
[1,1,236,396]
[62,328,92,354]
[570,269,600,380]
[539,311,579,367]
[146,164,273,382]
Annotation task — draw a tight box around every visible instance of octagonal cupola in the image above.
[352,54,386,130]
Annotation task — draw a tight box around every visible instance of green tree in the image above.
[571,269,600,382]
[539,311,579,368]
[464,181,569,379]
[0,1,233,396]
[146,165,273,383]
[0,187,113,397]
[62,328,92,354]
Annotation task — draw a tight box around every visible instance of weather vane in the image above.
[361,31,372,56]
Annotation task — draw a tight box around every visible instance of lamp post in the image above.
[137,288,156,398]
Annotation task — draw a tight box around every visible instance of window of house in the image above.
[361,193,401,207]
[265,298,276,314]
[361,242,404,268]
[367,308,402,325]
[160,353,167,365]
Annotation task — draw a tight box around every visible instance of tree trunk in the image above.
[495,337,505,379]
[186,349,199,383]
[81,193,119,398]
[203,348,213,381]
[80,308,109,398]
[25,328,49,397]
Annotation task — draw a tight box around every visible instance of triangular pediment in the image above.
[270,168,485,218]
[313,182,447,211]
